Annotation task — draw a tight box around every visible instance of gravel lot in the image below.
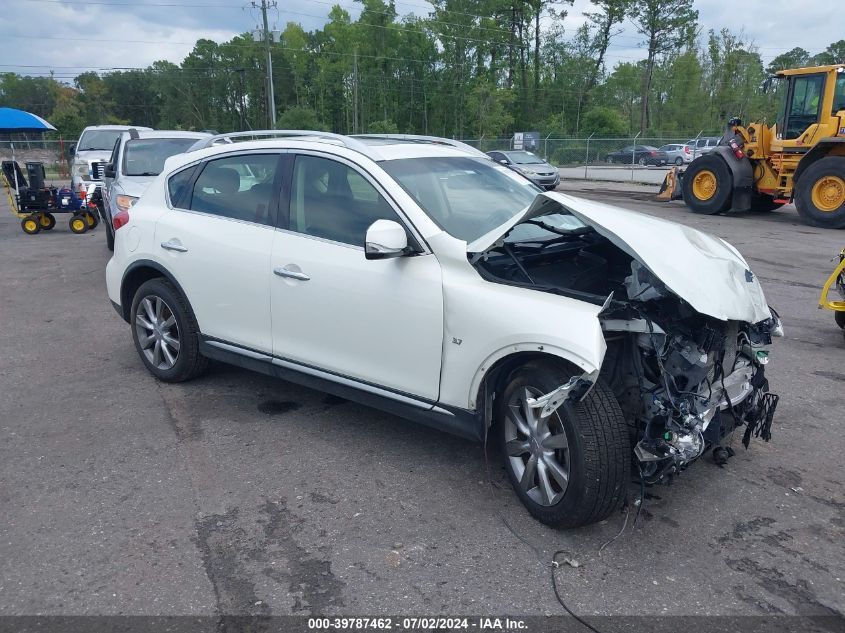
[1,181,843,625]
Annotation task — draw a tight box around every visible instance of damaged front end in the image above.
[600,261,781,483]
[470,193,782,484]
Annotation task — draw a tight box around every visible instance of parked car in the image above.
[106,131,781,528]
[658,143,693,165]
[101,129,211,250]
[70,125,152,195]
[685,136,722,158]
[486,150,560,190]
[605,145,668,166]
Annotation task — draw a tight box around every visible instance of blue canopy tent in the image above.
[0,107,57,196]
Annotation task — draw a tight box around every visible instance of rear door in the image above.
[154,151,282,353]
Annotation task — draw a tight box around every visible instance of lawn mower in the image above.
[819,248,845,341]
[2,160,100,235]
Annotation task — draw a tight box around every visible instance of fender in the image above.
[793,138,845,185]
[466,343,602,410]
[118,258,189,322]
[710,146,753,211]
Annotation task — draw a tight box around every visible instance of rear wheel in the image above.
[795,157,845,228]
[682,155,732,215]
[130,278,208,382]
[674,157,684,166]
[21,214,41,234]
[836,311,845,329]
[637,156,647,166]
[39,212,56,230]
[69,214,88,234]
[497,360,629,528]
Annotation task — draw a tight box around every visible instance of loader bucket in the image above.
[657,166,683,201]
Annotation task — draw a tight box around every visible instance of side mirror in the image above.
[365,219,409,260]
[68,143,76,155]
[499,159,509,165]
[104,164,116,178]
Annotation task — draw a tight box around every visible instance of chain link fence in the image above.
[461,135,722,184]
[0,140,71,180]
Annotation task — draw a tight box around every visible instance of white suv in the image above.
[105,131,782,527]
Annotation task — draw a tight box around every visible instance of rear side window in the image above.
[168,166,196,208]
[188,154,279,226]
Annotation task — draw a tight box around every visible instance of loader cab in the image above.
[772,65,845,144]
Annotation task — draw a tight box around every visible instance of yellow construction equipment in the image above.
[667,64,845,228]
[819,248,845,341]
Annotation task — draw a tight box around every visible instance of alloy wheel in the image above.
[504,386,571,506]
[135,295,181,370]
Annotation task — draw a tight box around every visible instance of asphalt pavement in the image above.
[0,181,843,625]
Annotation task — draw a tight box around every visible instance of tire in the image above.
[835,310,845,329]
[674,157,684,166]
[607,156,614,164]
[497,360,629,528]
[749,192,785,212]
[21,214,41,235]
[84,210,99,229]
[682,155,732,215]
[794,156,845,228]
[39,212,56,230]
[69,214,88,234]
[637,157,647,166]
[130,278,208,382]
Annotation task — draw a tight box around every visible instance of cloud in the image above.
[2,0,842,79]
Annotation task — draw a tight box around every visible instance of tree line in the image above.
[2,0,844,142]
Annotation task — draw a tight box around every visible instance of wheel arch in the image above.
[794,139,845,185]
[119,259,190,323]
[707,147,754,211]
[470,346,601,431]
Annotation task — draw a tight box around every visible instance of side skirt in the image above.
[198,336,484,442]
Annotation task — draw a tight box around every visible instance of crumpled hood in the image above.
[468,192,772,324]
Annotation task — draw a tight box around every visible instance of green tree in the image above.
[581,106,627,136]
[630,0,698,132]
[765,47,810,74]
[276,106,325,130]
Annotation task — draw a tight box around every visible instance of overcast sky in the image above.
[2,0,842,82]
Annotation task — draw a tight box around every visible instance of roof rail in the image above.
[189,129,377,157]
[351,134,488,157]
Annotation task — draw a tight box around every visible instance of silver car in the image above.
[101,129,211,250]
[487,150,560,190]
[658,143,693,165]
[685,137,722,159]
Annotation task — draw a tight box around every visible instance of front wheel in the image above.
[497,360,629,528]
[674,157,684,166]
[836,311,845,329]
[682,155,732,215]
[794,157,845,228]
[130,278,208,382]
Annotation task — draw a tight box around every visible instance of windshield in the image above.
[122,138,199,176]
[505,151,545,165]
[78,130,124,151]
[381,156,540,242]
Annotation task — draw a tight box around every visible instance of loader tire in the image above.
[795,157,845,228]
[682,155,732,215]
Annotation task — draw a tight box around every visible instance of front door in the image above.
[270,153,444,401]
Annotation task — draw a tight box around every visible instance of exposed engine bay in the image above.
[472,212,782,483]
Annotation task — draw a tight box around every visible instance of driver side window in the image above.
[288,155,400,246]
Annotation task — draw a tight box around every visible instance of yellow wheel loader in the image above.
[820,248,845,342]
[665,64,845,228]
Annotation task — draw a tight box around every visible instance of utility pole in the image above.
[252,0,277,128]
[352,49,359,134]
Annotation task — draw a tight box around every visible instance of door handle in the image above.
[274,266,310,281]
[161,240,188,253]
